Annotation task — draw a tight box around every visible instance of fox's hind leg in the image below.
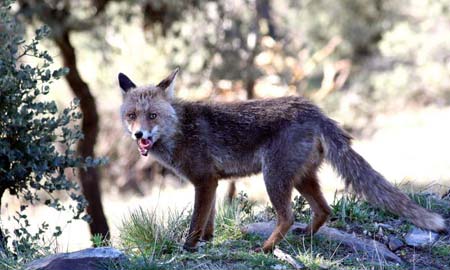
[260,170,294,252]
[260,126,317,252]
[294,171,331,234]
[226,181,237,203]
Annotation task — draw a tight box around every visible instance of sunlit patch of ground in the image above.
[2,106,450,252]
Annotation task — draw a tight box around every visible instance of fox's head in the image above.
[118,68,179,156]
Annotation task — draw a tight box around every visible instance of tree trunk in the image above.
[256,0,277,39]
[245,78,256,100]
[54,31,110,240]
[0,186,8,255]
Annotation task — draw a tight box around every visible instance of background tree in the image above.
[15,0,222,241]
[17,0,114,240]
[14,0,220,239]
[0,0,93,256]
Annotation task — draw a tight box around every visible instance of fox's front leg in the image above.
[184,180,218,251]
[202,195,216,241]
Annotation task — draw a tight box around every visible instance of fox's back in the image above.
[174,96,324,143]
[170,96,326,177]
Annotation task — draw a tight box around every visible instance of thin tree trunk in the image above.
[54,31,110,240]
[256,0,277,39]
[245,78,256,100]
[0,186,8,255]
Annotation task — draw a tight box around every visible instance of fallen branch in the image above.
[273,247,305,269]
[242,221,402,264]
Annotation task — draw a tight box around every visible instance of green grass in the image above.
[114,193,406,270]
[214,193,257,243]
[330,193,397,224]
[432,244,450,257]
[2,190,449,270]
[118,206,190,256]
[115,199,284,270]
[0,256,24,270]
[75,191,450,269]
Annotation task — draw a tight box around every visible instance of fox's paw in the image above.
[251,245,263,253]
[200,233,214,242]
[182,243,198,253]
[252,244,273,253]
[183,240,207,252]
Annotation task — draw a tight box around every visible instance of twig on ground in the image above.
[273,247,305,269]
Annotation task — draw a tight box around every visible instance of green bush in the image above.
[0,0,93,258]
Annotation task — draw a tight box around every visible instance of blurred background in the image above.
[4,0,450,251]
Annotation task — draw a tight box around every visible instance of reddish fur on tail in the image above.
[320,119,446,232]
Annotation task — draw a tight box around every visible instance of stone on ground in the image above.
[25,247,127,270]
[404,227,439,247]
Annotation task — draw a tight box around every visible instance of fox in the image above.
[118,68,446,253]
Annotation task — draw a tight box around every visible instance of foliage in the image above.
[125,0,450,130]
[117,198,283,270]
[0,0,93,257]
[119,206,190,256]
[91,233,109,247]
[153,0,348,99]
[329,188,446,230]
[292,195,308,222]
[288,0,403,59]
[330,193,396,226]
[214,192,257,243]
[318,0,450,130]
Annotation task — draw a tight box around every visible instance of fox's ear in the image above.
[156,67,179,98]
[118,73,136,94]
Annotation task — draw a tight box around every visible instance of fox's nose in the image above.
[134,131,143,139]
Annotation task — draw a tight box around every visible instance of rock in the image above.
[272,264,287,270]
[375,223,394,232]
[387,236,404,251]
[25,247,127,270]
[405,227,439,247]
[242,221,402,264]
[376,227,384,237]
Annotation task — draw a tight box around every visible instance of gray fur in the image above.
[119,71,446,251]
[321,119,446,231]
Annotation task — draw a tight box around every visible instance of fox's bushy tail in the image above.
[320,119,446,232]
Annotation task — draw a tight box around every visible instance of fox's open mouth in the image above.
[137,138,152,156]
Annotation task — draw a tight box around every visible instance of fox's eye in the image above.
[127,112,136,120]
[148,113,157,120]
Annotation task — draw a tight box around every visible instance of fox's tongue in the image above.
[140,138,151,147]
[138,138,152,156]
